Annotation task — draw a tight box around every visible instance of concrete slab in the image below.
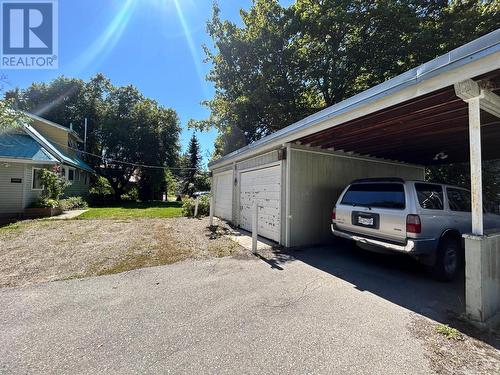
[48,210,88,220]
[228,230,276,251]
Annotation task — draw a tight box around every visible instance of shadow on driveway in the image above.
[258,240,499,349]
[286,243,464,321]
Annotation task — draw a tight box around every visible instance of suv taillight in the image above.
[331,208,336,222]
[406,214,421,234]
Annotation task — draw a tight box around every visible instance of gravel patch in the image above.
[0,217,245,288]
[410,315,500,374]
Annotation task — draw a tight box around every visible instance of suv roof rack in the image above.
[351,177,405,184]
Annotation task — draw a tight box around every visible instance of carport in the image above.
[209,29,500,325]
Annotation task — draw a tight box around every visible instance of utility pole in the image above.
[84,118,88,152]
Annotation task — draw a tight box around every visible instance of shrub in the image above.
[59,196,89,211]
[182,195,210,217]
[30,198,59,208]
[121,186,139,202]
[39,168,70,200]
[88,176,115,206]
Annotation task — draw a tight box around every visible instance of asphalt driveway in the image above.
[1,244,498,374]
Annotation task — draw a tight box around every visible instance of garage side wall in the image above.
[288,146,425,247]
[212,165,234,222]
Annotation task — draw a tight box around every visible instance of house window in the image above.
[32,168,43,190]
[84,172,88,185]
[68,169,75,181]
[75,170,80,181]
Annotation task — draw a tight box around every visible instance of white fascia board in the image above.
[0,157,57,165]
[209,29,500,170]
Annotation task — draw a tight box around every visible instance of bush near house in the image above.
[182,195,210,217]
[58,197,89,211]
[30,198,59,209]
[39,168,70,200]
[30,168,70,209]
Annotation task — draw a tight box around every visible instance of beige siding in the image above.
[288,146,425,247]
[0,163,25,213]
[64,170,91,197]
[31,118,69,152]
[236,150,279,171]
[23,165,49,208]
[212,165,233,175]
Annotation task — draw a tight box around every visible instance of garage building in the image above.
[209,30,499,248]
[209,30,500,325]
[210,147,423,247]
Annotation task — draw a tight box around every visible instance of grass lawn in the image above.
[79,201,184,219]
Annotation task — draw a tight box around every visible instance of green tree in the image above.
[7,74,182,202]
[6,76,86,127]
[0,99,30,133]
[200,0,499,157]
[133,100,181,201]
[182,133,202,195]
[0,75,30,133]
[165,169,180,197]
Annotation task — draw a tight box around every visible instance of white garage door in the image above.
[214,171,233,221]
[239,165,281,242]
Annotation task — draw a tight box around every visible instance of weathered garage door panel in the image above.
[213,171,233,221]
[239,165,281,242]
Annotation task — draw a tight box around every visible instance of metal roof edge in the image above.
[209,29,500,169]
[24,125,65,162]
[23,124,94,173]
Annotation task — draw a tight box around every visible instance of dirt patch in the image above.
[410,315,500,374]
[0,217,246,288]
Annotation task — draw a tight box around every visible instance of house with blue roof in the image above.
[0,113,94,217]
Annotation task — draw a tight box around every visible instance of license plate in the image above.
[358,217,374,226]
[352,211,379,229]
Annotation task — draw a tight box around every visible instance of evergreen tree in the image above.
[182,133,202,195]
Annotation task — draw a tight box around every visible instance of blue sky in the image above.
[4,0,292,166]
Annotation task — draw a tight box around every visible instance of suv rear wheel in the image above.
[432,236,462,281]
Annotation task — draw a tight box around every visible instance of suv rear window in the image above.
[415,183,444,210]
[341,183,405,209]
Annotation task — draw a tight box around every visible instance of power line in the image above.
[32,129,207,172]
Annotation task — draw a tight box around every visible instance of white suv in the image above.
[331,178,500,281]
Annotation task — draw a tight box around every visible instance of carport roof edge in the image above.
[209,29,500,170]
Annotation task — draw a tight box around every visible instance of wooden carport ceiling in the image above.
[296,70,500,166]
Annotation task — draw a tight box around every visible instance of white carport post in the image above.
[455,80,483,234]
[455,79,500,234]
[467,96,484,235]
[455,78,500,324]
